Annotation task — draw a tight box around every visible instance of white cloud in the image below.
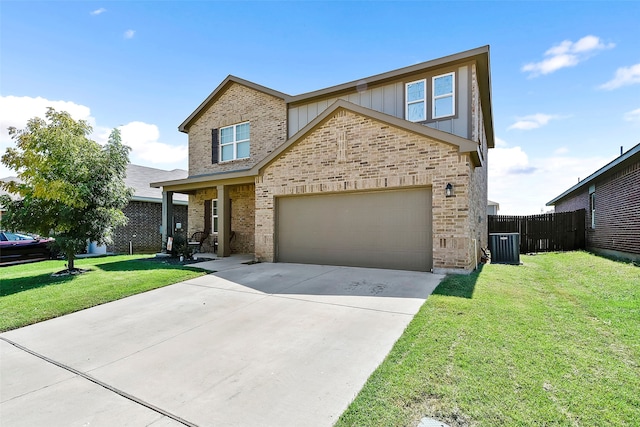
[90,8,106,16]
[489,145,536,178]
[522,35,615,77]
[118,122,188,165]
[554,147,569,155]
[494,137,508,148]
[624,108,640,122]
[124,29,136,39]
[508,113,562,131]
[0,95,94,132]
[0,95,187,178]
[489,138,613,215]
[599,63,640,90]
[0,96,96,177]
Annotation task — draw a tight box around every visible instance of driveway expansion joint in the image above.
[0,336,199,427]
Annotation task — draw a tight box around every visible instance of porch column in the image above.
[161,190,174,253]
[217,184,231,257]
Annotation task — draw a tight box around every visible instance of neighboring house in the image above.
[546,143,640,262]
[152,46,494,273]
[487,200,499,215]
[107,164,189,254]
[2,166,188,254]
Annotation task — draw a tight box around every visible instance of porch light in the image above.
[445,183,454,197]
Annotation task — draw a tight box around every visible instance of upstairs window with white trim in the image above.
[405,79,426,122]
[220,122,250,162]
[432,72,455,119]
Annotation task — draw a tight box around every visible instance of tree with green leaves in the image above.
[0,108,133,272]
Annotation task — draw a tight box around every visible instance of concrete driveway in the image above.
[0,260,443,427]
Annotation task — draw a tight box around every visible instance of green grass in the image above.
[336,251,640,427]
[0,255,207,331]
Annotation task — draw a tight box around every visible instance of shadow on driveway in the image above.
[191,262,444,302]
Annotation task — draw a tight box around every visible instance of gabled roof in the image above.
[179,46,494,147]
[179,75,291,133]
[546,142,640,206]
[153,100,484,191]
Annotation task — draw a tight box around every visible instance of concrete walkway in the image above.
[1,260,444,427]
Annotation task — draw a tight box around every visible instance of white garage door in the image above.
[276,188,432,271]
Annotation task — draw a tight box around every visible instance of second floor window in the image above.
[432,72,455,119]
[406,79,426,122]
[220,122,250,161]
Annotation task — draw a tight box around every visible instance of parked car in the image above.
[0,231,54,265]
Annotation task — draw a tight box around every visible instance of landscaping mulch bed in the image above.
[139,256,207,266]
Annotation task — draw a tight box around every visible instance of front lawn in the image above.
[336,251,640,426]
[0,255,207,331]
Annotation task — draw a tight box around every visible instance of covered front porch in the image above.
[152,173,256,259]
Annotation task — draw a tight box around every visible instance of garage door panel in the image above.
[276,189,432,271]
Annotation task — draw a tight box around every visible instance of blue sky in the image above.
[1,1,639,214]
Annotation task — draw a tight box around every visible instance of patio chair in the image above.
[188,231,208,253]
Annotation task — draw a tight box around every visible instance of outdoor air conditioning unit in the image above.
[489,233,521,265]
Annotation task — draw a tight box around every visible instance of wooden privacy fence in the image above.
[488,209,586,254]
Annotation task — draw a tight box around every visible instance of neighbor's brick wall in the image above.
[109,201,188,254]
[188,83,287,176]
[589,159,640,255]
[255,108,478,271]
[187,185,255,254]
[554,158,640,256]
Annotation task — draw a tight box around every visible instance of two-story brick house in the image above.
[152,46,494,273]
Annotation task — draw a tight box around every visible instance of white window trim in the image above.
[212,199,219,233]
[589,185,596,229]
[220,122,250,162]
[405,79,427,122]
[432,72,456,119]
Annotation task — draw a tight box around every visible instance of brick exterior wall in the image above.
[255,108,484,272]
[187,185,255,254]
[108,201,188,254]
[554,157,640,257]
[230,185,255,254]
[188,82,287,176]
[469,63,489,265]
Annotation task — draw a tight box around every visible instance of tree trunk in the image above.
[68,253,75,271]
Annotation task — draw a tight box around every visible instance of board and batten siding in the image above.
[288,65,470,140]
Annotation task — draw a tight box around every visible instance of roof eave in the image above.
[150,168,257,193]
[546,142,640,206]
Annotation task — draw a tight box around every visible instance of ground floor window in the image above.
[212,199,218,233]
